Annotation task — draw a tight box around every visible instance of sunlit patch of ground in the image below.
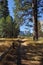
[0,37,43,65]
[0,37,43,49]
[0,42,43,65]
[0,41,12,52]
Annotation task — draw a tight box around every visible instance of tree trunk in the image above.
[32,0,38,40]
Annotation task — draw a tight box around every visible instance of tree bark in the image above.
[32,0,38,40]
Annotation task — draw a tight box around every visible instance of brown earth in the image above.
[0,38,43,65]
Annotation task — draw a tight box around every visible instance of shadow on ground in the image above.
[0,41,43,65]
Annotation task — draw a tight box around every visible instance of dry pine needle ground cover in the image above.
[0,38,43,65]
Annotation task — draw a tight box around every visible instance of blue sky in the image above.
[8,0,43,32]
[8,0,14,18]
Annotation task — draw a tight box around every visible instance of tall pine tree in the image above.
[0,0,13,38]
[14,0,43,40]
[0,0,9,18]
[32,0,43,40]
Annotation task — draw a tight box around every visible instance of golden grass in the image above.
[0,37,43,47]
[0,37,43,41]
[0,45,9,52]
[0,37,43,65]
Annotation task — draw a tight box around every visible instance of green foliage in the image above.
[14,0,32,37]
[0,0,9,18]
[14,0,32,25]
[0,0,9,37]
[0,0,20,38]
[0,16,19,38]
[14,0,22,25]
[0,17,5,37]
[0,16,13,38]
[3,16,13,38]
[13,21,20,37]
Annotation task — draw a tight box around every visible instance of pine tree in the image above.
[14,0,32,37]
[0,0,3,18]
[32,0,38,40]
[32,0,43,40]
[0,0,12,38]
[14,0,43,40]
[0,0,9,18]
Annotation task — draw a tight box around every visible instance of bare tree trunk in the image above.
[32,0,38,40]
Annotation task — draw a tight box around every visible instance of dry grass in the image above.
[0,41,12,52]
[0,37,43,53]
[0,45,9,52]
[0,38,43,65]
